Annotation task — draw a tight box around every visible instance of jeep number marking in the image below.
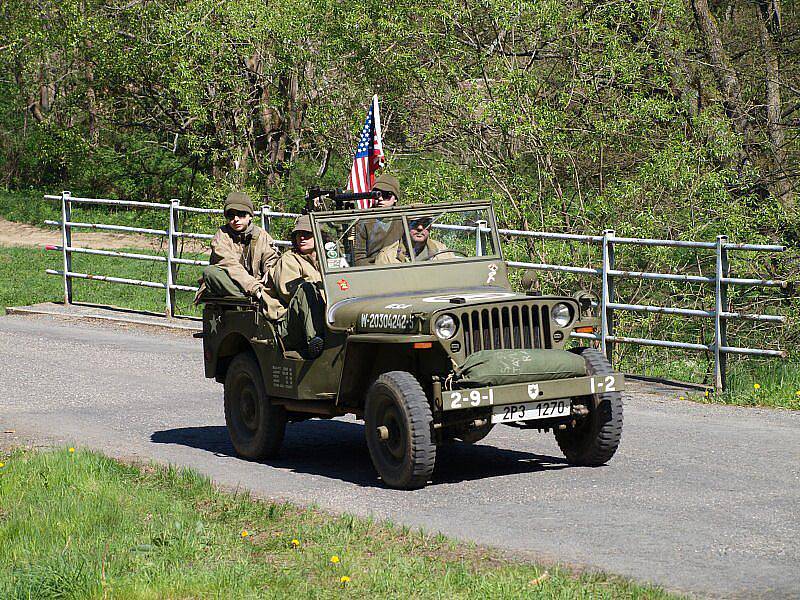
[272,365,293,389]
[590,375,616,394]
[360,312,411,330]
[449,388,494,409]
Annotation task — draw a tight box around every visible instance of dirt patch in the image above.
[0,217,207,253]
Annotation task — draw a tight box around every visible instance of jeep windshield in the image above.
[314,204,500,273]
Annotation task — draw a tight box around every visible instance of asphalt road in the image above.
[1,314,798,599]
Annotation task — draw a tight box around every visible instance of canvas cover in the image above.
[456,349,586,387]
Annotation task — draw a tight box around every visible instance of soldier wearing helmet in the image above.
[267,214,326,358]
[195,191,279,302]
[353,174,405,265]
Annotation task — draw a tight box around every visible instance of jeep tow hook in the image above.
[571,404,589,416]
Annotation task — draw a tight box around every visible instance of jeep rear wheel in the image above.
[365,371,436,489]
[224,353,286,459]
[555,348,623,466]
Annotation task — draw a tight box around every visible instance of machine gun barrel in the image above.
[305,188,381,212]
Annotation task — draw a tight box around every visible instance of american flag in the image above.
[347,95,384,208]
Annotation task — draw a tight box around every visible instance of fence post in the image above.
[600,229,616,363]
[261,204,270,233]
[475,219,487,256]
[166,199,179,317]
[713,235,729,392]
[60,190,73,305]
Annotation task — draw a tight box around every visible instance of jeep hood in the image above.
[328,287,542,333]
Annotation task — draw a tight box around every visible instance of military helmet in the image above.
[224,191,254,216]
[371,174,401,201]
[292,214,313,235]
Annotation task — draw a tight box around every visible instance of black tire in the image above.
[364,371,436,489]
[224,353,286,459]
[554,349,623,466]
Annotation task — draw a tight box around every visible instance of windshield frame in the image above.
[310,201,503,275]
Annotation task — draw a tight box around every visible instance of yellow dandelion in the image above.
[330,555,340,564]
[796,391,800,397]
[0,462,4,468]
[68,447,75,453]
[679,396,685,401]
[340,575,351,584]
[291,539,300,548]
[704,390,710,398]
[754,383,761,390]
[240,530,249,538]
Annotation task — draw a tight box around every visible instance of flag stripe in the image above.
[346,96,384,207]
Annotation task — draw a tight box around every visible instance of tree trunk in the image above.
[84,39,99,146]
[757,0,793,208]
[690,0,751,146]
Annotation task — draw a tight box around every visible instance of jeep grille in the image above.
[459,304,550,355]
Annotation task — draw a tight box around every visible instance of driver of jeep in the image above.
[374,217,456,264]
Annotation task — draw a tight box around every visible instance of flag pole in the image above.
[372,94,384,167]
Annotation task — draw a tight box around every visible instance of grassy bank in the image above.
[0,448,675,599]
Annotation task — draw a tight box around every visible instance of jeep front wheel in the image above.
[554,348,623,466]
[224,353,287,460]
[365,371,436,489]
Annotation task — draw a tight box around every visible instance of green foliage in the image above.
[1,0,797,392]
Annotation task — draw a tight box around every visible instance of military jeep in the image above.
[199,199,623,489]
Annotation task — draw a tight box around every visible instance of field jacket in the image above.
[195,224,278,301]
[353,216,405,265]
[374,238,456,264]
[265,250,324,319]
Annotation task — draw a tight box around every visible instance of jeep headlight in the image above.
[434,314,457,339]
[551,303,572,327]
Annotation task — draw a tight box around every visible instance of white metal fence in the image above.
[43,191,788,391]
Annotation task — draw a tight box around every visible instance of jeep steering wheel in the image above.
[420,249,468,261]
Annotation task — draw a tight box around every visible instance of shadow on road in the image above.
[151,420,570,487]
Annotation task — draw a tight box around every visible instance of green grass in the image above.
[0,245,203,318]
[0,448,675,599]
[0,188,169,230]
[617,348,800,410]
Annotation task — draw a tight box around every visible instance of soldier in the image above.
[196,191,278,302]
[374,216,456,264]
[353,174,405,265]
[267,215,326,358]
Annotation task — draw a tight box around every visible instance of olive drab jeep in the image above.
[198,194,624,489]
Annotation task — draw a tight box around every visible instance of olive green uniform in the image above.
[374,238,456,264]
[353,217,405,265]
[353,173,404,265]
[195,224,279,301]
[267,249,326,352]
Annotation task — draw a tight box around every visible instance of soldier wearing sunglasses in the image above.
[353,174,405,265]
[374,216,456,264]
